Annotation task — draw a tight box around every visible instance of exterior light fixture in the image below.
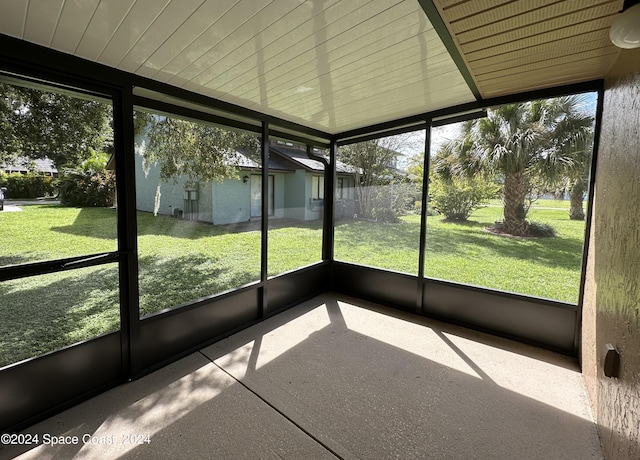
[243,175,249,183]
[610,0,640,49]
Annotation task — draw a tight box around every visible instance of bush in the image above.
[371,207,399,223]
[414,200,422,214]
[430,176,497,221]
[527,221,557,237]
[0,172,55,198]
[362,182,420,222]
[58,151,116,207]
[413,200,439,216]
[59,170,116,207]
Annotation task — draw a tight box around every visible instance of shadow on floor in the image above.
[3,293,604,459]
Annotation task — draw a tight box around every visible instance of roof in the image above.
[0,1,622,135]
[234,145,354,175]
[269,145,356,175]
[2,157,58,175]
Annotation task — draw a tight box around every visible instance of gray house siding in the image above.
[135,141,355,225]
[284,170,306,220]
[135,151,200,220]
[305,173,323,221]
[212,177,249,224]
[198,182,213,223]
[273,173,286,219]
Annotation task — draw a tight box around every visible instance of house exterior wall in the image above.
[304,172,323,220]
[582,48,640,460]
[273,173,286,219]
[212,177,250,225]
[284,170,306,220]
[198,181,213,223]
[134,148,202,220]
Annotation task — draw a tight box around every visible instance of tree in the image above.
[135,111,260,187]
[542,97,594,220]
[339,134,417,220]
[0,83,113,168]
[436,95,594,235]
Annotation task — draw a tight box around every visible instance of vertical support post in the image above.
[322,141,336,262]
[260,121,269,318]
[417,121,432,313]
[113,82,141,379]
[574,83,605,356]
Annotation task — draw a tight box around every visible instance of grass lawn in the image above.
[335,204,586,302]
[0,201,586,367]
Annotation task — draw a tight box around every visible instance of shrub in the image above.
[527,221,557,237]
[0,172,55,198]
[362,182,420,222]
[430,175,497,221]
[371,206,399,223]
[58,151,116,207]
[413,200,439,216]
[414,200,422,215]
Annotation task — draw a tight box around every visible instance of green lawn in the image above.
[335,205,586,302]
[0,202,586,367]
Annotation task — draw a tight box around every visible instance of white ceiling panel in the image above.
[0,0,28,39]
[187,0,343,89]
[230,3,424,102]
[189,0,349,91]
[51,0,100,54]
[191,0,378,95]
[135,0,236,79]
[160,0,273,86]
[228,1,412,98]
[24,0,64,47]
[0,0,626,134]
[74,1,137,61]
[97,0,173,67]
[0,0,536,133]
[271,50,451,116]
[256,25,444,106]
[117,0,204,73]
[172,0,306,89]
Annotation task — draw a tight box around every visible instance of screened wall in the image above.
[0,49,601,433]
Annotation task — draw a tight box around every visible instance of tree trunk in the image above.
[569,178,587,220]
[502,172,528,236]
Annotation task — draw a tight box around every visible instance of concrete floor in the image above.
[2,293,603,459]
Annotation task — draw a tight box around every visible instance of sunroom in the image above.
[0,1,638,459]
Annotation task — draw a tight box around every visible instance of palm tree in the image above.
[542,97,594,220]
[434,95,594,235]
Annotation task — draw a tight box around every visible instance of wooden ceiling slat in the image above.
[467,29,612,67]
[447,0,559,28]
[458,4,619,48]
[473,42,617,77]
[475,49,619,82]
[440,0,513,19]
[449,0,617,35]
[478,56,616,90]
[460,17,616,57]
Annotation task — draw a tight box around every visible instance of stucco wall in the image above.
[582,48,640,460]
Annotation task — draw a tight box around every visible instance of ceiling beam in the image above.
[416,0,482,100]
